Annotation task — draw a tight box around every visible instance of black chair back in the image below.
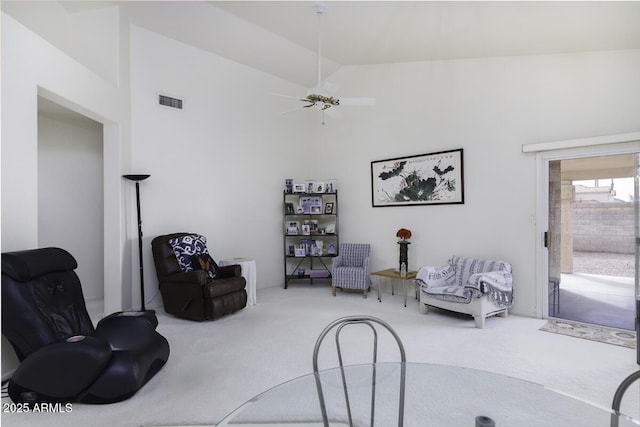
[1,248,95,361]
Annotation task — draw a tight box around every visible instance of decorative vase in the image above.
[398,240,410,272]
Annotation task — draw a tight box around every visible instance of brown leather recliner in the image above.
[151,233,247,321]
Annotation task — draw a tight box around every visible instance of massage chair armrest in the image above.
[415,264,454,288]
[95,312,159,351]
[9,336,111,403]
[217,264,241,279]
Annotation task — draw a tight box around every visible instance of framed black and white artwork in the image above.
[371,148,464,207]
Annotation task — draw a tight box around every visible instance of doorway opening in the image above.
[548,153,638,330]
[37,96,105,321]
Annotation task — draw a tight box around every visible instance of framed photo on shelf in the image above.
[306,180,315,193]
[324,202,334,214]
[327,243,337,255]
[371,148,464,207]
[325,179,337,193]
[301,197,322,214]
[284,202,295,214]
[293,183,305,193]
[286,221,300,235]
[314,181,325,193]
[294,247,306,257]
[302,224,311,235]
[288,245,295,256]
[303,219,318,234]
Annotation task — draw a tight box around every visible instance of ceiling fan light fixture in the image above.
[273,3,375,124]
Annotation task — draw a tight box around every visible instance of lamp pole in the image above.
[123,174,152,313]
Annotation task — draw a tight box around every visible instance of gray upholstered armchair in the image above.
[331,243,371,297]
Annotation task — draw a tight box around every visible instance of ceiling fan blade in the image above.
[321,81,339,96]
[338,97,377,107]
[272,92,307,102]
[278,105,307,116]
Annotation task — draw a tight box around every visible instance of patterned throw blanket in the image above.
[416,256,513,307]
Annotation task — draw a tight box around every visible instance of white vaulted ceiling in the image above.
[7,1,640,88]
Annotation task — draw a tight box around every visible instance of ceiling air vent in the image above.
[158,93,183,110]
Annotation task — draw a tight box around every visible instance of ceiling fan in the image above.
[275,4,376,124]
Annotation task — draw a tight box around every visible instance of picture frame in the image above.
[302,224,311,235]
[303,219,318,234]
[327,243,337,255]
[371,148,464,207]
[286,221,300,235]
[305,180,315,193]
[301,196,322,214]
[294,247,306,257]
[324,202,334,214]
[293,183,306,193]
[284,202,295,214]
[314,181,325,193]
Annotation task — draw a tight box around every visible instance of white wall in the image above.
[128,26,312,307]
[3,2,639,361]
[38,108,104,301]
[313,50,640,316]
[1,1,119,84]
[1,11,125,377]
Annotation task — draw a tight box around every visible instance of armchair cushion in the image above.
[168,234,209,271]
[191,253,219,279]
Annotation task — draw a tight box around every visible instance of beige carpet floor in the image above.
[2,284,639,427]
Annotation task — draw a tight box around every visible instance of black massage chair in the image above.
[1,247,170,405]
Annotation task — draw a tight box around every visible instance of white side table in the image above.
[220,257,256,306]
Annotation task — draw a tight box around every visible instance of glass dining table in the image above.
[218,362,638,427]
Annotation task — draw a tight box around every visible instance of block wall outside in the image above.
[572,202,635,254]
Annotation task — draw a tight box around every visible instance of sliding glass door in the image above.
[547,153,638,331]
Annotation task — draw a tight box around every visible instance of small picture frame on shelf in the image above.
[306,180,315,193]
[325,223,336,234]
[324,202,334,214]
[302,224,311,235]
[294,247,306,257]
[285,179,293,193]
[303,219,318,234]
[325,179,337,193]
[296,205,304,214]
[314,181,325,193]
[311,245,320,256]
[293,183,305,193]
[286,221,300,235]
[301,196,322,214]
[284,202,295,214]
[327,243,337,255]
[288,245,295,256]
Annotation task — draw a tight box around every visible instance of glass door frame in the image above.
[529,136,640,319]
